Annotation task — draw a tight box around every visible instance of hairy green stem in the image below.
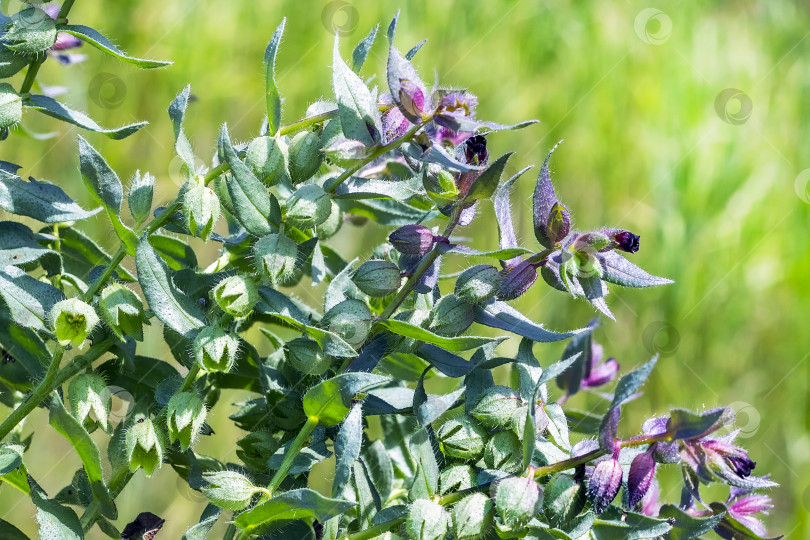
[80,465,133,531]
[264,417,318,496]
[343,516,407,540]
[178,364,201,393]
[18,0,77,95]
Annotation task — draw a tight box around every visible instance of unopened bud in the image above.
[455,264,502,303]
[166,391,206,451]
[254,233,298,283]
[286,184,332,229]
[50,298,99,349]
[125,416,165,476]
[321,299,371,347]
[497,260,539,301]
[452,493,494,540]
[428,294,474,337]
[544,473,585,527]
[436,416,488,461]
[245,135,288,186]
[193,327,239,373]
[587,456,623,514]
[601,229,640,253]
[573,232,611,253]
[316,200,343,239]
[201,470,262,511]
[288,131,323,183]
[352,260,401,297]
[98,283,145,342]
[546,202,571,244]
[4,8,56,55]
[128,170,155,227]
[627,450,656,508]
[484,431,523,474]
[398,79,427,120]
[439,464,477,494]
[493,475,542,528]
[212,275,259,318]
[68,373,111,433]
[0,83,22,130]
[285,337,331,375]
[183,177,220,240]
[406,499,450,540]
[388,224,436,255]
[471,386,523,429]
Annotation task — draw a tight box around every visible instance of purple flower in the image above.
[587,442,623,514]
[600,228,641,253]
[680,432,777,489]
[643,417,679,463]
[397,79,427,119]
[497,260,539,301]
[581,342,619,388]
[640,479,661,517]
[439,91,478,117]
[627,449,656,508]
[382,105,411,143]
[43,3,85,64]
[715,488,774,540]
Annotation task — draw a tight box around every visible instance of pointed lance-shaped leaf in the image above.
[26,94,146,140]
[333,34,381,146]
[351,24,379,73]
[386,10,400,43]
[77,136,123,214]
[387,45,428,123]
[532,140,564,248]
[168,85,196,173]
[60,25,171,68]
[597,251,674,288]
[494,165,534,268]
[463,152,514,204]
[264,19,286,135]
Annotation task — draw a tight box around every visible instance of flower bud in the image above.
[406,499,450,540]
[201,470,262,511]
[68,373,111,433]
[125,416,165,476]
[193,327,239,373]
[587,456,623,514]
[388,224,436,255]
[471,386,523,429]
[398,79,427,119]
[316,200,343,239]
[497,260,539,301]
[493,475,542,528]
[428,294,474,337]
[573,232,611,253]
[436,416,488,461]
[512,405,550,439]
[285,337,331,375]
[452,492,494,540]
[455,264,502,303]
[288,131,323,183]
[212,275,259,318]
[546,202,571,245]
[50,298,99,348]
[253,233,298,283]
[286,184,332,229]
[627,450,656,508]
[602,229,640,253]
[484,431,523,474]
[128,170,155,227]
[0,83,22,130]
[166,391,206,451]
[183,176,220,240]
[245,135,288,186]
[544,473,586,527]
[0,46,28,78]
[439,464,477,494]
[463,135,488,166]
[4,8,57,55]
[97,283,145,342]
[352,260,401,297]
[321,299,371,347]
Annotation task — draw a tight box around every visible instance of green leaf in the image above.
[592,507,672,539]
[57,226,136,281]
[0,171,101,223]
[0,444,24,474]
[48,395,117,519]
[332,35,381,146]
[376,319,503,352]
[234,488,355,535]
[598,251,674,288]
[218,125,274,236]
[463,152,513,202]
[474,300,585,343]
[609,355,658,409]
[361,441,394,502]
[414,369,465,426]
[26,95,146,139]
[303,373,389,427]
[332,402,363,498]
[0,306,48,386]
[658,504,725,540]
[150,234,198,270]
[135,235,205,339]
[333,175,421,201]
[78,136,123,214]
[0,518,29,539]
[168,85,196,172]
[408,427,438,499]
[61,25,171,68]
[0,265,64,331]
[668,407,732,440]
[182,505,221,540]
[445,245,533,260]
[0,222,55,267]
[28,475,83,540]
[351,24,379,72]
[264,19,286,135]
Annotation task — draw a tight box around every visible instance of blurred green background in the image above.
[2,0,809,537]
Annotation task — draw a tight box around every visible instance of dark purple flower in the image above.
[389,224,437,255]
[680,433,777,489]
[581,343,619,388]
[627,450,656,508]
[497,260,539,301]
[600,228,641,253]
[587,443,623,514]
[397,79,426,118]
[463,135,488,166]
[715,489,774,540]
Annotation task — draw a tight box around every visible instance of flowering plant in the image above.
[0,5,778,539]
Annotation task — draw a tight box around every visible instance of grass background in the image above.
[1,0,809,537]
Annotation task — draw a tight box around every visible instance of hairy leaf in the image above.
[303,373,389,427]
[376,318,504,352]
[264,19,286,135]
[234,488,354,535]
[26,95,146,139]
[0,171,101,223]
[61,25,171,67]
[333,35,381,146]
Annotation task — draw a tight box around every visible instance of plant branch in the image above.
[18,0,77,95]
[265,417,318,495]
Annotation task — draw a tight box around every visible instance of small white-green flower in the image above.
[49,298,99,348]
